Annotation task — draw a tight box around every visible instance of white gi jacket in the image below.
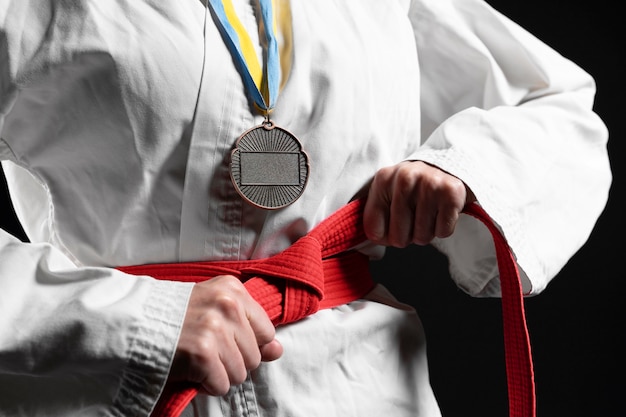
[0,0,611,416]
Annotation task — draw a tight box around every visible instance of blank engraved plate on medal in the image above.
[230,121,309,209]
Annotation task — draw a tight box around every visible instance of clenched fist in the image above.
[170,275,283,396]
[364,160,476,247]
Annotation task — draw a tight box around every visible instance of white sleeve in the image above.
[0,229,194,416]
[407,0,611,296]
[0,4,195,415]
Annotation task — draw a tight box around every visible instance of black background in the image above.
[372,2,623,416]
[1,1,622,416]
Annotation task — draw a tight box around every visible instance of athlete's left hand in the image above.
[363,160,476,247]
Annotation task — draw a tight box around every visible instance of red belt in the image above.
[119,199,535,417]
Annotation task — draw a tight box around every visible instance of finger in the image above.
[197,349,231,396]
[191,311,248,394]
[363,175,391,243]
[412,194,437,245]
[433,179,467,239]
[243,298,278,349]
[387,187,416,247]
[233,319,263,371]
[235,295,283,366]
[220,334,251,387]
[434,204,460,239]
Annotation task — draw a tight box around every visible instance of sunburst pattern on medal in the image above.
[237,125,302,152]
[230,124,309,210]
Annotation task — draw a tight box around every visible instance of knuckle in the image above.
[394,170,415,190]
[216,274,246,291]
[195,331,219,353]
[376,165,395,178]
[255,329,275,346]
[196,315,229,342]
[213,292,244,317]
[436,174,463,196]
[372,165,396,186]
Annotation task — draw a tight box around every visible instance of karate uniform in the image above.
[0,0,611,416]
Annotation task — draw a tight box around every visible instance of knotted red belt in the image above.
[119,198,535,417]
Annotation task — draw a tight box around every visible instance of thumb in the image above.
[259,339,283,362]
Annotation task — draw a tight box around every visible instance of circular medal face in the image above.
[230,121,309,210]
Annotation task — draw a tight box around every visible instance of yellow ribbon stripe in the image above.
[222,0,263,90]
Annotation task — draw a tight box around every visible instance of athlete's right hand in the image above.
[169,275,283,396]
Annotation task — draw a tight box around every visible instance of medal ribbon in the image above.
[207,0,293,115]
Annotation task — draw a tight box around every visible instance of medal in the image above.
[230,119,309,209]
[208,0,308,209]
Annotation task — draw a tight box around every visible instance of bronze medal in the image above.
[230,120,309,209]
